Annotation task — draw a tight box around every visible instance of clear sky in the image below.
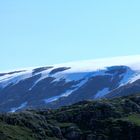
[0,0,140,71]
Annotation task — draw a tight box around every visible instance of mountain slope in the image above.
[1,94,140,140]
[0,55,140,112]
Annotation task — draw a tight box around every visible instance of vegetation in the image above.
[121,114,140,126]
[0,95,140,139]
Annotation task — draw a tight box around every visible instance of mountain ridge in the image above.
[0,55,140,112]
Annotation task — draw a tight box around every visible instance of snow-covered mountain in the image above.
[0,55,140,112]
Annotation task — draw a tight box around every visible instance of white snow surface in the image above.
[129,72,140,83]
[44,90,74,103]
[0,70,33,88]
[54,55,140,72]
[44,78,89,103]
[94,88,110,99]
[0,55,140,89]
[10,102,27,113]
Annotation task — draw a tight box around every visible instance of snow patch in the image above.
[119,69,135,87]
[44,90,73,103]
[20,55,140,90]
[44,78,89,104]
[129,72,140,83]
[10,102,27,113]
[29,67,54,90]
[0,55,140,90]
[52,69,112,84]
[0,70,33,88]
[94,88,110,99]
[54,55,140,72]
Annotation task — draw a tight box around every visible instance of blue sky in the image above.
[0,0,140,71]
